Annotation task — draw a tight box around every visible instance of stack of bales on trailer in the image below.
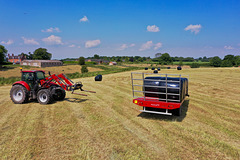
[143,76,188,102]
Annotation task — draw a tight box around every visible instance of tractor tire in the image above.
[10,85,29,104]
[173,106,181,116]
[37,89,52,105]
[53,87,66,101]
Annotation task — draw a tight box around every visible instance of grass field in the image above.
[0,68,239,159]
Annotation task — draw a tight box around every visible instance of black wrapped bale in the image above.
[177,66,182,70]
[153,70,158,74]
[145,67,148,70]
[151,67,155,70]
[95,75,102,81]
[167,67,171,69]
[143,76,188,102]
[157,68,161,71]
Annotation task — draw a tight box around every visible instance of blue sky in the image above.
[0,0,240,59]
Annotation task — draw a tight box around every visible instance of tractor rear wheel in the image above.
[37,89,52,105]
[53,87,66,101]
[10,85,29,104]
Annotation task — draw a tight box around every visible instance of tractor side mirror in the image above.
[48,71,51,76]
[95,75,102,81]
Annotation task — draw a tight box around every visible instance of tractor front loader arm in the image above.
[43,73,96,96]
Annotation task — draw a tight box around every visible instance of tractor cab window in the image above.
[22,72,34,81]
[36,71,45,80]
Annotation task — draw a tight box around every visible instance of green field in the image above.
[0,68,239,159]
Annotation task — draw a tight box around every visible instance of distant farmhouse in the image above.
[85,59,109,64]
[7,54,26,64]
[109,61,117,65]
[20,60,63,68]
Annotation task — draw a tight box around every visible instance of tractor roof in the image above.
[22,70,45,73]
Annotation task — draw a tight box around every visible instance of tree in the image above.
[223,54,235,66]
[221,60,232,67]
[155,53,162,58]
[0,45,8,64]
[78,57,85,65]
[210,56,222,67]
[32,48,52,60]
[235,56,240,66]
[93,54,100,59]
[81,65,88,73]
[158,53,172,65]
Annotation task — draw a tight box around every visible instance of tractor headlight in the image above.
[134,100,138,104]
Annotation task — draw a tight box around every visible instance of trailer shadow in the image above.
[137,100,190,122]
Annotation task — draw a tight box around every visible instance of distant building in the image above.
[85,59,109,64]
[20,60,63,68]
[109,61,117,65]
[7,54,26,64]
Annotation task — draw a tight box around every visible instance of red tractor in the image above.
[10,68,100,105]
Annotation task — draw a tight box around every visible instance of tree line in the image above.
[0,45,52,65]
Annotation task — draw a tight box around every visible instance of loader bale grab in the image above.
[10,68,99,105]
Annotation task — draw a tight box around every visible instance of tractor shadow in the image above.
[64,98,88,103]
[27,98,88,104]
[137,100,190,122]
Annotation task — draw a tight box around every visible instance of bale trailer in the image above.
[131,72,189,116]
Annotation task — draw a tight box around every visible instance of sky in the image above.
[0,0,240,59]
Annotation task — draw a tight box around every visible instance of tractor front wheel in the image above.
[10,85,29,104]
[37,89,52,105]
[53,87,66,101]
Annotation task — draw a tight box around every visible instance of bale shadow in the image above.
[64,98,88,103]
[137,100,190,122]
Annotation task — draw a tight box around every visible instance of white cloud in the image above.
[154,42,162,50]
[147,25,160,32]
[129,43,135,47]
[41,27,61,33]
[139,41,162,51]
[42,35,63,45]
[1,40,13,45]
[118,43,136,50]
[224,46,234,50]
[184,24,202,34]
[85,39,101,48]
[119,44,128,50]
[22,37,39,45]
[68,44,75,48]
[79,16,88,22]
[139,41,154,51]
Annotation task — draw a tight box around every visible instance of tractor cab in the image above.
[21,70,45,89]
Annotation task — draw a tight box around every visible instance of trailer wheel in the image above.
[173,106,181,116]
[53,87,66,101]
[37,89,52,105]
[10,85,29,104]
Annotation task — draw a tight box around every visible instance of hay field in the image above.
[0,68,239,159]
[0,65,103,78]
[126,63,191,69]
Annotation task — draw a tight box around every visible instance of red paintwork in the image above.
[21,70,45,73]
[40,73,74,91]
[13,81,31,91]
[133,97,184,109]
